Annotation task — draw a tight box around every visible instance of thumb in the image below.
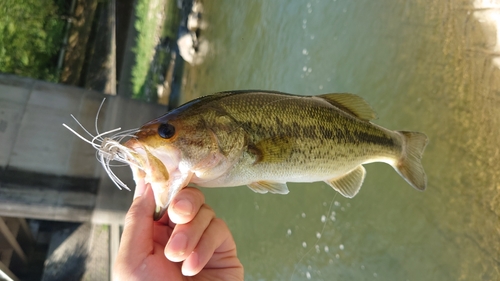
[119,184,156,260]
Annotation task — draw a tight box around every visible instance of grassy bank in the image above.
[131,0,179,100]
[131,0,163,96]
[0,0,67,81]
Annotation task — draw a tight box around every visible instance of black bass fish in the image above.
[122,91,428,219]
[64,91,428,220]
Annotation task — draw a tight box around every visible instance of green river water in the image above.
[180,1,500,280]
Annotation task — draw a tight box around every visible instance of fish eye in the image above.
[158,123,176,139]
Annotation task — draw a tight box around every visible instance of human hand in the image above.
[113,183,243,280]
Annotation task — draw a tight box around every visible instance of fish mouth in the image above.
[123,138,179,220]
[63,109,179,221]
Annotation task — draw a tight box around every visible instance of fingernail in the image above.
[173,199,193,216]
[182,252,199,276]
[133,182,148,200]
[168,233,188,256]
[133,189,142,200]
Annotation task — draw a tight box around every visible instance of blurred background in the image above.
[1,0,499,280]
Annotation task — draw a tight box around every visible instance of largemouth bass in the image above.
[120,91,428,220]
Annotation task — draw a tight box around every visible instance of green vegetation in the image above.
[0,0,66,81]
[131,0,163,97]
[161,0,180,39]
[131,0,179,100]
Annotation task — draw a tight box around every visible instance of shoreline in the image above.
[59,0,195,107]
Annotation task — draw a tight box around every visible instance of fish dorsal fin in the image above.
[325,165,366,198]
[317,93,377,121]
[247,181,290,194]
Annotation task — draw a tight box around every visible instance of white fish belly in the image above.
[193,153,394,188]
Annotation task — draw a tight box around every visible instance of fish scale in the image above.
[212,93,398,164]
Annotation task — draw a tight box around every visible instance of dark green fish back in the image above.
[194,91,401,167]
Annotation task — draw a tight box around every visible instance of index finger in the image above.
[161,187,205,225]
[117,184,156,263]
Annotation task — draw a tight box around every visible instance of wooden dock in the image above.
[0,74,167,280]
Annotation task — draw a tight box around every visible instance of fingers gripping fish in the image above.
[64,91,428,220]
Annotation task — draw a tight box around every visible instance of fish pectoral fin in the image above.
[249,137,293,164]
[325,165,366,198]
[247,181,290,194]
[317,93,377,121]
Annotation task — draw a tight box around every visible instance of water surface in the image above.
[181,1,500,280]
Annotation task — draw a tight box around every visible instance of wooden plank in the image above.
[0,248,13,268]
[0,203,92,223]
[0,260,19,281]
[0,218,26,263]
[16,218,34,244]
[3,219,20,240]
[0,76,31,169]
[0,185,95,222]
[109,223,121,281]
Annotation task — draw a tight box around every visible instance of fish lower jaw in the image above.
[149,180,173,220]
[149,169,193,220]
[149,181,169,205]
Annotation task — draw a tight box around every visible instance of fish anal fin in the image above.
[325,165,366,198]
[317,93,377,121]
[247,181,290,194]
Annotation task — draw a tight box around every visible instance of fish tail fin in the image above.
[395,131,429,191]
